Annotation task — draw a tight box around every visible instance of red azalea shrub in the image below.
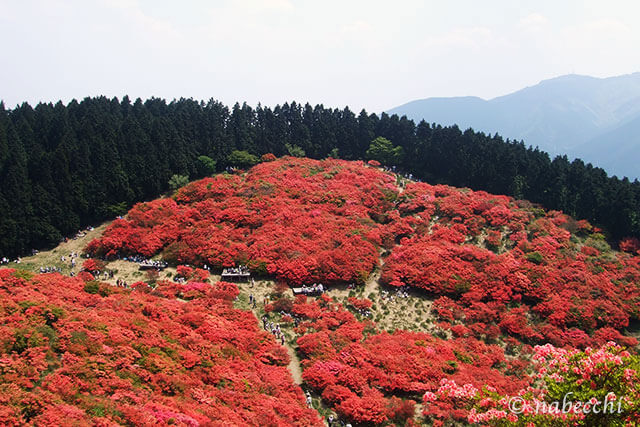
[347,297,373,311]
[485,229,502,250]
[76,271,95,282]
[620,237,640,255]
[82,258,104,273]
[175,265,209,282]
[194,268,209,282]
[581,245,600,256]
[176,265,194,278]
[0,269,321,426]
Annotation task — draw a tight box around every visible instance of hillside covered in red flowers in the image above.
[382,181,640,349]
[88,157,640,349]
[87,157,397,285]
[291,294,530,425]
[3,156,640,425]
[0,270,320,425]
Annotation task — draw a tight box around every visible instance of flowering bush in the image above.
[423,342,640,425]
[347,297,373,311]
[81,258,104,273]
[620,237,640,255]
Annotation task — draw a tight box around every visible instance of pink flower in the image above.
[423,392,437,402]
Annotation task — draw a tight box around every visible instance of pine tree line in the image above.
[0,96,638,257]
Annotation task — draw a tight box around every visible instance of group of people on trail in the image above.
[2,224,98,270]
[39,266,62,274]
[119,254,156,264]
[353,306,372,318]
[304,391,349,427]
[380,165,424,185]
[115,278,130,288]
[262,316,286,346]
[28,251,84,275]
[381,285,410,301]
[88,269,115,280]
[62,225,94,242]
[66,251,80,269]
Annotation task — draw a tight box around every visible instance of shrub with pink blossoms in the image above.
[423,342,640,425]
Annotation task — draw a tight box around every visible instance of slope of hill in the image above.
[574,113,640,179]
[0,271,321,425]
[2,157,640,425]
[388,72,640,179]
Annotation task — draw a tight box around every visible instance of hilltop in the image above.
[1,157,640,425]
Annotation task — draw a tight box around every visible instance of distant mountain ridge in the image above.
[387,72,640,179]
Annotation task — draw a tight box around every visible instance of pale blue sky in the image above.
[1,0,639,111]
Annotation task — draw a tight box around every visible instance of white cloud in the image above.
[246,0,294,12]
[422,26,507,50]
[337,19,381,51]
[341,20,373,37]
[100,0,185,47]
[518,13,550,32]
[564,18,632,43]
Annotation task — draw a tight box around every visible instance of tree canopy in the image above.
[227,150,259,168]
[168,174,190,192]
[366,136,404,166]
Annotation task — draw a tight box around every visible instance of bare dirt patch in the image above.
[14,223,111,275]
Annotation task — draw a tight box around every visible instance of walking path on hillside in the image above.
[285,344,303,385]
[234,280,305,385]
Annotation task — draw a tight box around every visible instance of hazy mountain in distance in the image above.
[574,113,640,180]
[387,73,640,179]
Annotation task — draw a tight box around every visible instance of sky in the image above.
[1,0,640,112]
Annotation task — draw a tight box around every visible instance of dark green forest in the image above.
[0,96,638,257]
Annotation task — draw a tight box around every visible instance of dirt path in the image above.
[285,344,303,384]
[396,173,406,194]
[234,280,306,385]
[364,248,386,297]
[13,223,111,275]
